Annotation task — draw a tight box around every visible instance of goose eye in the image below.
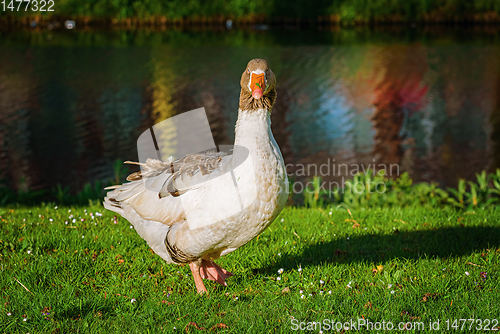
[247,69,250,73]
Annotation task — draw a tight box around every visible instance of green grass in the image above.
[0,203,499,333]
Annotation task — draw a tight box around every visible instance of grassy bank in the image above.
[4,169,500,212]
[0,203,499,332]
[1,0,500,26]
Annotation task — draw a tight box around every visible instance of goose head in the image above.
[239,58,277,112]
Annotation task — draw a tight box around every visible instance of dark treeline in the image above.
[1,0,500,26]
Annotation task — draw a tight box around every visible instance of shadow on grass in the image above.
[266,226,500,271]
[55,302,115,321]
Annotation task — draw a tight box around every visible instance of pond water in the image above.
[1,26,500,193]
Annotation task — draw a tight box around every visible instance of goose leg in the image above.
[189,262,207,293]
[199,259,234,286]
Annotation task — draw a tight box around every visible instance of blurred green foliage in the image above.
[0,159,126,206]
[1,0,500,23]
[299,169,500,210]
[3,162,500,210]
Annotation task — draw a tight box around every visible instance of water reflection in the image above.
[0,27,498,194]
[370,44,428,177]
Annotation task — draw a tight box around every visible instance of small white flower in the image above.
[81,218,84,222]
[23,318,27,321]
[391,290,395,294]
[27,250,31,254]
[308,293,312,297]
[7,312,11,316]
[465,271,470,276]
[84,209,87,212]
[72,219,76,223]
[68,209,71,212]
[281,218,284,222]
[298,268,302,272]
[320,291,323,294]
[39,215,41,217]
[23,219,26,221]
[131,298,136,303]
[300,295,305,299]
[278,253,281,256]
[347,237,350,240]
[69,215,73,219]
[65,221,68,224]
[95,212,102,217]
[387,284,392,289]
[329,212,332,215]
[393,227,395,229]
[328,290,332,294]
[130,226,133,229]
[82,236,84,238]
[364,228,367,230]
[54,206,58,209]
[278,268,284,274]
[299,290,303,294]
[235,297,239,300]
[277,277,281,281]
[320,280,325,285]
[49,219,53,222]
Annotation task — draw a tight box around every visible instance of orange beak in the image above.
[250,73,266,99]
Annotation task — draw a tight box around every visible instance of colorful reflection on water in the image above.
[1,27,499,193]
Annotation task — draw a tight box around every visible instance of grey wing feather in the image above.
[157,150,232,198]
[104,151,232,225]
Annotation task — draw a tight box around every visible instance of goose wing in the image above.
[104,150,232,225]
